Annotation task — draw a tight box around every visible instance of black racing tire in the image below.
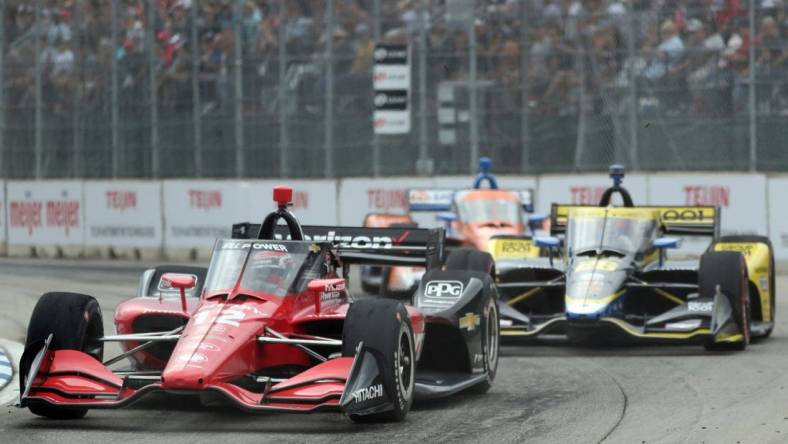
[24,292,104,419]
[700,252,751,351]
[342,299,415,423]
[716,235,775,338]
[444,248,495,275]
[379,267,416,302]
[360,266,382,295]
[466,293,500,394]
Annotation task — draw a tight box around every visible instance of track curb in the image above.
[0,347,11,391]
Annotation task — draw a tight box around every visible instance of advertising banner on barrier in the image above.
[163,181,254,249]
[338,177,438,226]
[7,181,84,245]
[536,174,649,213]
[248,180,337,226]
[648,174,768,255]
[164,180,338,249]
[84,182,162,247]
[768,177,788,260]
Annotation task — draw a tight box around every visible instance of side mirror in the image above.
[162,273,196,290]
[653,237,681,266]
[437,212,457,223]
[308,278,347,312]
[534,236,561,267]
[653,237,681,249]
[527,214,547,233]
[534,236,560,248]
[161,273,196,313]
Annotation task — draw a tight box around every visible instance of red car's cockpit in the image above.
[202,240,329,299]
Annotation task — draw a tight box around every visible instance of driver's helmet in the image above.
[610,218,634,252]
[248,251,294,291]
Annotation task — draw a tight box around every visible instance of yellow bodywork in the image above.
[713,242,772,322]
[487,237,541,261]
[552,205,717,232]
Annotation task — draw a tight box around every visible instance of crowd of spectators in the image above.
[2,0,788,122]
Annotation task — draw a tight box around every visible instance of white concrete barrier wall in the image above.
[768,176,788,259]
[0,174,785,259]
[84,181,163,249]
[7,181,84,249]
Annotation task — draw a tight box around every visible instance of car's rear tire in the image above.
[444,248,495,275]
[700,252,751,351]
[379,267,417,302]
[24,292,104,419]
[466,295,500,394]
[360,266,382,295]
[342,299,415,423]
[716,235,775,338]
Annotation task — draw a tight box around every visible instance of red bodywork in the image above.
[25,272,426,413]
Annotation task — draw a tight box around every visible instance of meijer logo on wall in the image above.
[10,193,79,236]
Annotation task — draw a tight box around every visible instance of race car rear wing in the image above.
[231,222,445,270]
[550,204,720,237]
[409,188,535,213]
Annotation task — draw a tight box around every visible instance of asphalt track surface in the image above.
[1,258,788,443]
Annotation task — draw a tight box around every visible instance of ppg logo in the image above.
[425,281,464,298]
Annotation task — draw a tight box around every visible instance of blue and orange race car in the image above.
[363,158,544,298]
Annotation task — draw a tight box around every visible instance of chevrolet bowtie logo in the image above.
[459,312,480,331]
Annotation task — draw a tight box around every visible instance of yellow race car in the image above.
[498,167,775,351]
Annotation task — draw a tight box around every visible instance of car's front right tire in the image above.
[23,292,104,419]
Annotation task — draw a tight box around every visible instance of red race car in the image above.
[18,186,500,423]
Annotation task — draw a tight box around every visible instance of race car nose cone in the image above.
[566,302,605,320]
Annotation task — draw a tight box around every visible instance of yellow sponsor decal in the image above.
[488,238,540,259]
[656,207,716,225]
[574,259,620,272]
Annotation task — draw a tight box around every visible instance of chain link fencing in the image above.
[1,0,786,179]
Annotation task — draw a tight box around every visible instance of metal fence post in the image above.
[147,0,159,178]
[34,0,43,179]
[371,0,381,177]
[111,0,120,178]
[573,37,587,171]
[278,0,288,177]
[627,7,639,169]
[324,0,335,178]
[748,0,757,171]
[233,0,244,178]
[417,0,428,175]
[190,2,202,177]
[72,2,81,178]
[468,10,478,174]
[519,1,530,173]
